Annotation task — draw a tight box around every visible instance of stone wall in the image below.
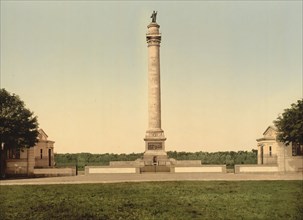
[6,159,28,175]
[6,147,35,176]
[85,166,138,174]
[173,160,202,166]
[33,167,76,177]
[109,160,143,167]
[174,165,226,173]
[277,144,303,172]
[235,164,278,173]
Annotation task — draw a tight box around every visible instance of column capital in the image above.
[146,22,161,46]
[146,37,161,46]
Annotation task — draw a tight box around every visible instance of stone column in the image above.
[144,21,167,159]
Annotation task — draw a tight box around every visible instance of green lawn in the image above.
[1,181,302,219]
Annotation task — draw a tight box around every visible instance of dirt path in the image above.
[1,173,302,185]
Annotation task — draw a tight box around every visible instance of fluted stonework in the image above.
[144,22,167,159]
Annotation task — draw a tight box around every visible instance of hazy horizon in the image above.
[1,1,302,154]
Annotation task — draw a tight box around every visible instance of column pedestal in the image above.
[144,130,167,160]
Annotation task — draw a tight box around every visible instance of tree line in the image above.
[54,150,257,170]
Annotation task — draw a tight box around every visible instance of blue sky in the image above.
[1,1,302,153]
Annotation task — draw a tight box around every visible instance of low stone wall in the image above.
[235,165,278,174]
[173,160,202,166]
[174,165,226,173]
[283,156,303,172]
[109,161,143,167]
[85,166,138,174]
[33,168,76,176]
[85,162,227,174]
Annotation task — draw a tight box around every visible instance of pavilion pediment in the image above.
[263,126,277,138]
[38,129,48,141]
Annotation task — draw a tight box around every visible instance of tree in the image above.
[274,99,303,146]
[0,89,39,177]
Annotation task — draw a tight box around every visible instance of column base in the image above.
[144,135,167,160]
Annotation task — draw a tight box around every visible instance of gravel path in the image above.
[1,172,302,185]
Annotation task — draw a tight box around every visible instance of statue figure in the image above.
[151,11,157,23]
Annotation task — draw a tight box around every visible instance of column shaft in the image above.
[148,43,161,130]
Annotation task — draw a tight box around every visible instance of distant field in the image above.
[1,181,302,219]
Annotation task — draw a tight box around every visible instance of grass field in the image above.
[1,181,302,219]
